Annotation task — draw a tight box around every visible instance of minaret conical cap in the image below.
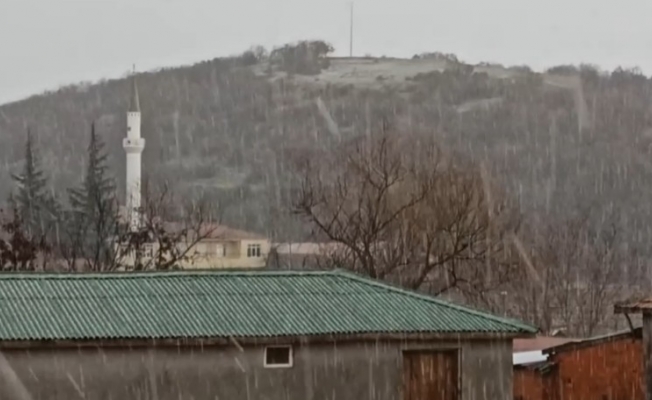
[129,72,140,112]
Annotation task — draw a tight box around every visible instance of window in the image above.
[247,243,262,258]
[264,346,292,368]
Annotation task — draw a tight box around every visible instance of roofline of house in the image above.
[614,303,652,314]
[514,360,556,373]
[0,269,318,279]
[542,327,642,356]
[0,331,535,350]
[190,237,241,243]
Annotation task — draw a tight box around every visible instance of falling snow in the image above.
[0,40,649,399]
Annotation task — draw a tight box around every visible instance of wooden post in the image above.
[615,300,652,399]
[644,312,652,400]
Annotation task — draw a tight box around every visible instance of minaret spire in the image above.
[129,65,140,112]
[123,66,145,231]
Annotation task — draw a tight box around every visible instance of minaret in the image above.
[123,70,145,230]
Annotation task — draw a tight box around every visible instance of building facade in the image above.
[0,270,536,400]
[3,339,517,400]
[181,236,270,269]
[119,225,271,269]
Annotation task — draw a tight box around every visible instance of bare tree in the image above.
[292,133,520,302]
[51,182,223,272]
[112,182,221,271]
[510,210,631,336]
[0,206,51,271]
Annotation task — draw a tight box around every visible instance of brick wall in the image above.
[513,335,643,400]
[554,337,643,400]
[514,368,545,400]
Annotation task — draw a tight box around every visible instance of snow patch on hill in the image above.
[261,57,582,92]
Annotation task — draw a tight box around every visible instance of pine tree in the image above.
[11,129,58,238]
[67,122,117,268]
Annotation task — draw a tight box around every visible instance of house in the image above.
[119,224,271,269]
[513,329,643,400]
[0,270,536,400]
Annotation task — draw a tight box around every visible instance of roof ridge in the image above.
[331,269,537,333]
[0,269,333,280]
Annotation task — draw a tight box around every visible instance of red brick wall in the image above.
[554,338,643,400]
[513,337,643,400]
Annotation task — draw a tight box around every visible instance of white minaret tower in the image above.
[123,70,145,230]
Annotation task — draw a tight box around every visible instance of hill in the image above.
[0,42,651,253]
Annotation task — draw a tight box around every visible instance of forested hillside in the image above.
[1,41,651,259]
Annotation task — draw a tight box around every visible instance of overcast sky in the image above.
[1,0,651,104]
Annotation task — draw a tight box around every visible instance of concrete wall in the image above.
[181,239,268,269]
[0,339,513,400]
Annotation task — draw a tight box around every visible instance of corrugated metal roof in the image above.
[543,327,642,355]
[0,270,536,341]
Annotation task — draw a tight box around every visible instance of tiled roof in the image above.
[164,223,267,241]
[0,270,536,341]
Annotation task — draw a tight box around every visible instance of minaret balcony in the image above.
[123,137,145,153]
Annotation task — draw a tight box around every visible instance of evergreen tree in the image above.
[11,129,58,238]
[67,122,117,268]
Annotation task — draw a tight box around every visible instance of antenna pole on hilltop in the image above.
[349,2,354,58]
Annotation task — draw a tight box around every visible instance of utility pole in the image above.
[349,2,354,57]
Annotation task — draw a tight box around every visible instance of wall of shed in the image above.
[0,339,513,400]
[514,368,545,400]
[513,367,557,400]
[554,337,643,400]
[512,336,643,400]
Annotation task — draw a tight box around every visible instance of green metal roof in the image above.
[0,270,536,341]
